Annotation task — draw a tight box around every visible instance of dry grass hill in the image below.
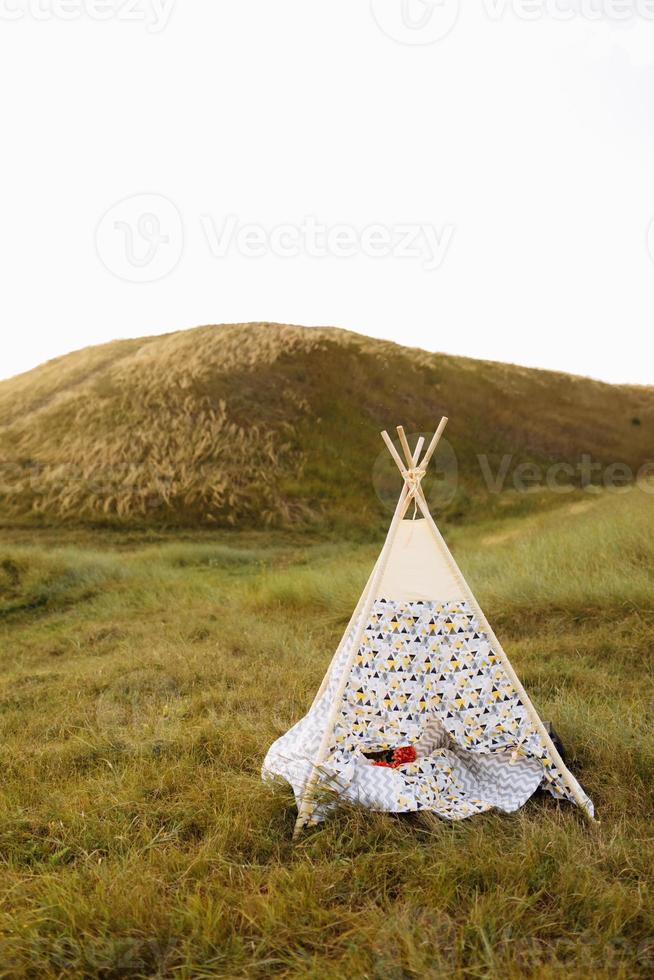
[0,323,652,530]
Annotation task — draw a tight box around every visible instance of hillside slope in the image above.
[0,323,652,529]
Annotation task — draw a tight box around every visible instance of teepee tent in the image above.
[263,419,594,834]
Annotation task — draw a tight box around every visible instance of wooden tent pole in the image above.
[412,486,595,821]
[293,479,413,836]
[385,419,448,485]
[309,435,423,712]
[396,426,414,469]
[419,416,449,471]
[381,430,410,478]
[294,430,431,837]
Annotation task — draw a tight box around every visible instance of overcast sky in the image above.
[1,2,653,384]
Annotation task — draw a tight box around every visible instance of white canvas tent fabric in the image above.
[263,421,594,833]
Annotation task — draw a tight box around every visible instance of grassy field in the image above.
[0,487,653,978]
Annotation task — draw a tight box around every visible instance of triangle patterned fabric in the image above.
[262,422,594,831]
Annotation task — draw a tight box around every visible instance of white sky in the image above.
[1,1,653,384]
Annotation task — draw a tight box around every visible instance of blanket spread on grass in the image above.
[263,598,594,821]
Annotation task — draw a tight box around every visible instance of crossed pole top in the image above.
[381,416,448,499]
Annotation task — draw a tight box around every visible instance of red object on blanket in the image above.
[392,745,417,766]
[372,745,417,768]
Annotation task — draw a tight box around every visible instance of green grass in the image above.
[0,488,652,977]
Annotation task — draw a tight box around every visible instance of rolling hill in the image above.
[0,323,652,530]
